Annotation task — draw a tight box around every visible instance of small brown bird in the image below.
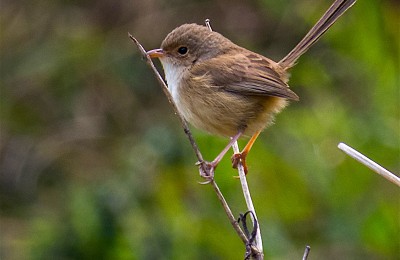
[147,0,356,177]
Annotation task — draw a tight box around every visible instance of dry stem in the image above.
[232,141,263,252]
[338,143,400,187]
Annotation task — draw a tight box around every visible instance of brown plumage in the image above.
[157,23,298,137]
[147,0,356,176]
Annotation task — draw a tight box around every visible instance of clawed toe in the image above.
[231,153,248,175]
[197,161,215,183]
[231,153,241,169]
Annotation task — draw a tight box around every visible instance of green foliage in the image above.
[1,0,398,259]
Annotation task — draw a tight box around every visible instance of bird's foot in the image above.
[231,152,248,175]
[196,160,216,184]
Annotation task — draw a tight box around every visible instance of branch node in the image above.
[302,245,311,260]
[205,18,212,31]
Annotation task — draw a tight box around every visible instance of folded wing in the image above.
[191,52,299,101]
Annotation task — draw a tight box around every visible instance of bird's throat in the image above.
[160,59,187,104]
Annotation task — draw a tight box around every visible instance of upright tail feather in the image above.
[278,0,356,70]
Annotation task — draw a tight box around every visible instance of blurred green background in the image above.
[1,0,399,259]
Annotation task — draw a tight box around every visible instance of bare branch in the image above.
[209,181,254,248]
[338,143,400,187]
[232,141,263,253]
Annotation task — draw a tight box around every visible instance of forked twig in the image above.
[338,143,400,187]
[128,32,262,257]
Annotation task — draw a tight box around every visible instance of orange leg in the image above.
[231,130,261,175]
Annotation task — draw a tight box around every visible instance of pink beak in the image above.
[147,48,164,58]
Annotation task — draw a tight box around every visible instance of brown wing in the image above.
[191,51,299,101]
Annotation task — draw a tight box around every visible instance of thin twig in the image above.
[338,143,400,187]
[232,141,263,253]
[210,181,252,245]
[128,33,261,256]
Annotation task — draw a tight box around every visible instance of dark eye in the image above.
[177,46,188,55]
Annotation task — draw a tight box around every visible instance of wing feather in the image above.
[191,52,299,101]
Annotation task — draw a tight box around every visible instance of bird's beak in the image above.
[147,48,164,59]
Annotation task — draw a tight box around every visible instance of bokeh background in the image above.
[1,0,399,259]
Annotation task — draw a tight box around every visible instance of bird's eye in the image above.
[177,46,188,55]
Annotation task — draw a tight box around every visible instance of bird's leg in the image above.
[231,130,261,175]
[198,130,243,180]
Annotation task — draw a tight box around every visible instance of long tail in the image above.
[278,0,356,70]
